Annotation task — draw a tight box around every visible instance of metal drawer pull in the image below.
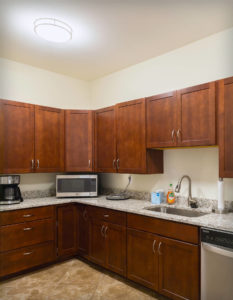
[31,159,35,169]
[171,129,175,142]
[23,214,32,218]
[105,226,108,237]
[101,225,105,237]
[23,227,32,231]
[113,159,116,169]
[23,251,33,256]
[37,159,40,168]
[88,160,91,168]
[152,240,156,253]
[158,242,162,255]
[177,129,181,141]
[104,214,109,218]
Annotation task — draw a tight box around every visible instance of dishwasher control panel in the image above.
[201,227,233,249]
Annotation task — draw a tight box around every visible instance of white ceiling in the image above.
[0,0,233,80]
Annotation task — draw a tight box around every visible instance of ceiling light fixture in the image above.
[34,18,72,43]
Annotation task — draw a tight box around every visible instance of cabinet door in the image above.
[158,237,199,300]
[57,205,77,258]
[146,92,178,148]
[95,106,117,172]
[177,82,216,147]
[116,99,146,173]
[127,228,159,291]
[89,219,106,266]
[0,100,34,173]
[35,105,64,172]
[105,223,126,276]
[77,205,89,257]
[218,77,233,178]
[65,110,93,172]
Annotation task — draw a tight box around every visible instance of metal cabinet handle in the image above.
[23,251,33,256]
[101,225,105,237]
[37,159,40,168]
[23,214,32,218]
[113,159,116,169]
[31,159,35,169]
[23,227,32,231]
[88,160,91,168]
[177,129,181,141]
[116,159,120,169]
[171,129,175,142]
[158,242,162,255]
[104,214,109,218]
[152,240,156,253]
[104,226,108,237]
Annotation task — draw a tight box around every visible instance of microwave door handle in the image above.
[202,242,233,259]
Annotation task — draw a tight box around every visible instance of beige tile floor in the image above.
[0,259,169,300]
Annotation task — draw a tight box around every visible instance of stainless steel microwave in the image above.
[56,175,98,198]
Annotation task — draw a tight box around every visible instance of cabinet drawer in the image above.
[127,213,199,244]
[89,206,126,225]
[0,206,54,226]
[0,218,54,252]
[0,242,55,277]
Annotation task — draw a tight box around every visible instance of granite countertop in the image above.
[1,196,233,233]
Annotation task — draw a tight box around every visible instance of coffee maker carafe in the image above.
[0,175,23,205]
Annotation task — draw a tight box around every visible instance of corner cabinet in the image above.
[95,100,163,174]
[146,82,216,148]
[65,110,94,172]
[57,204,78,258]
[218,76,233,178]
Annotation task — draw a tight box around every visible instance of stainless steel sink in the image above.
[145,206,208,217]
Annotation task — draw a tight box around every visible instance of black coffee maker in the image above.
[0,175,23,205]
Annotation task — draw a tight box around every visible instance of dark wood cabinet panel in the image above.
[105,223,126,276]
[177,82,216,147]
[57,205,77,258]
[158,237,199,300]
[65,110,94,172]
[146,92,178,148]
[218,77,233,178]
[127,228,159,291]
[0,99,34,173]
[35,105,64,172]
[116,99,147,173]
[77,205,89,257]
[89,218,106,266]
[95,106,117,172]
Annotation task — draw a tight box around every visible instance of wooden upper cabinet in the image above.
[65,110,93,172]
[0,100,34,173]
[146,92,178,148]
[177,82,216,147]
[116,99,163,174]
[158,237,199,300]
[35,105,64,172]
[218,77,233,178]
[116,99,147,173]
[95,106,117,173]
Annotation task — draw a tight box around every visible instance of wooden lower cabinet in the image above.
[159,237,199,300]
[127,229,159,290]
[77,205,89,257]
[89,218,106,266]
[57,204,78,258]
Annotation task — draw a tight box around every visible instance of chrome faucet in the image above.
[175,175,198,208]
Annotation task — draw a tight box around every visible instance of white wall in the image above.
[0,57,91,192]
[91,28,233,201]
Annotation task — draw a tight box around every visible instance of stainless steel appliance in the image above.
[0,175,23,205]
[201,227,233,300]
[56,175,98,198]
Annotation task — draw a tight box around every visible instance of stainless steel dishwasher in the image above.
[201,227,233,300]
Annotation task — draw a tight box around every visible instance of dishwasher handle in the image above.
[202,242,233,259]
